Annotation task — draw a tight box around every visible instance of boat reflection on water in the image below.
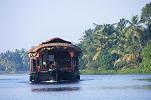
[30,79,80,85]
[32,87,80,92]
[31,80,80,92]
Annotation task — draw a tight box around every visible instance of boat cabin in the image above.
[28,38,81,82]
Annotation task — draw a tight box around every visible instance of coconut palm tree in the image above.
[141,3,151,42]
[114,18,129,55]
[125,15,144,50]
[92,24,116,61]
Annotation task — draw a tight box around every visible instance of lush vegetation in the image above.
[140,41,151,73]
[78,3,151,74]
[0,3,151,74]
[0,49,29,73]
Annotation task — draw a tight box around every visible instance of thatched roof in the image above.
[41,37,71,44]
[29,38,81,53]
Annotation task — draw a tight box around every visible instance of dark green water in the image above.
[0,74,151,100]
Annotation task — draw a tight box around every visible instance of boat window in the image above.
[49,55,54,61]
[40,59,43,66]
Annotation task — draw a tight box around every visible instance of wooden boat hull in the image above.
[29,70,80,83]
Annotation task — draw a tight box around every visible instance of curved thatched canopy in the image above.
[42,37,72,44]
[28,38,81,53]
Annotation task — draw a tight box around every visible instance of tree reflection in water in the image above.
[32,87,80,92]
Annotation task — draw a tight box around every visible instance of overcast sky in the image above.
[0,0,150,52]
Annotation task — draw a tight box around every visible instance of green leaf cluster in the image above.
[140,41,151,73]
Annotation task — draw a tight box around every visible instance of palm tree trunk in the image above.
[139,39,143,50]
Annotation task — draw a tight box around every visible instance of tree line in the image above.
[0,49,29,72]
[78,3,151,73]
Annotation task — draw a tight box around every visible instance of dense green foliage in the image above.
[78,3,151,73]
[140,41,151,73]
[0,49,29,72]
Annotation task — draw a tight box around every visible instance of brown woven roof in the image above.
[29,38,81,53]
[42,37,71,44]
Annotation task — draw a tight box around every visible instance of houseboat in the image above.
[28,38,81,82]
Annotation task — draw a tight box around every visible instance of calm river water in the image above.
[0,74,151,100]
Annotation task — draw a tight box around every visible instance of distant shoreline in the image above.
[80,69,151,75]
[0,71,29,75]
[0,69,151,75]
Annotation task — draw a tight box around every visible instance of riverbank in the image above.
[80,69,151,75]
[0,71,29,75]
[0,69,151,75]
